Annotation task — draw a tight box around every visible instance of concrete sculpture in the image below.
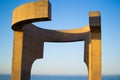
[11,0,101,80]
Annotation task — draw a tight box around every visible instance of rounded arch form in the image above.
[31,42,88,76]
[11,0,101,80]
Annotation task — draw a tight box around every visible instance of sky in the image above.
[0,0,120,76]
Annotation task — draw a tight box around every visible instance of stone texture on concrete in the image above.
[11,0,101,80]
[89,12,101,80]
[12,0,51,31]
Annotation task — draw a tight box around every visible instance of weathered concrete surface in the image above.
[11,0,101,80]
[88,12,101,80]
[12,0,51,31]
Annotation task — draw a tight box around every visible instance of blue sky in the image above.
[0,0,120,75]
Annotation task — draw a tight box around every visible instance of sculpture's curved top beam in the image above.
[22,24,90,42]
[11,0,100,35]
[12,0,51,31]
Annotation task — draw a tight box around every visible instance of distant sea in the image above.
[0,74,120,80]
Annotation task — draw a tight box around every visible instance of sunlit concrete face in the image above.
[11,0,101,80]
[12,0,51,31]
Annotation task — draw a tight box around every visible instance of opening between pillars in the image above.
[31,41,88,80]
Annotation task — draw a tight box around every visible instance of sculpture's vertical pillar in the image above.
[11,0,51,80]
[11,26,44,80]
[11,30,35,80]
[12,31,23,80]
[88,12,101,80]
